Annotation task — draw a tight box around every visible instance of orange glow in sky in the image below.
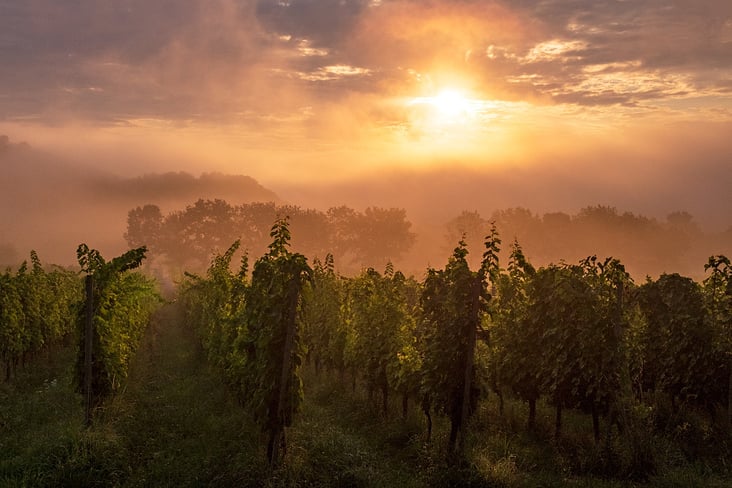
[0,0,730,200]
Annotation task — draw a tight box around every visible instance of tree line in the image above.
[180,217,731,476]
[445,206,730,280]
[125,200,415,274]
[126,199,731,284]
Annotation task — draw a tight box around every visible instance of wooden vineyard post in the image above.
[458,275,482,454]
[269,279,299,465]
[84,274,94,427]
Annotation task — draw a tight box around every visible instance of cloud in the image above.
[1,0,283,123]
[491,0,732,105]
[255,0,369,48]
[2,0,730,128]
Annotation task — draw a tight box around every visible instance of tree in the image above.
[75,244,159,419]
[704,255,732,426]
[491,207,540,256]
[236,201,279,258]
[353,207,416,270]
[444,210,490,270]
[636,273,718,409]
[326,205,360,263]
[124,204,163,251]
[233,218,312,465]
[162,199,239,269]
[348,264,409,416]
[491,239,540,430]
[421,228,497,455]
[283,205,333,260]
[126,200,417,276]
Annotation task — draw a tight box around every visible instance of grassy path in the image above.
[104,304,265,487]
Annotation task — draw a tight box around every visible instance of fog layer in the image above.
[2,136,729,282]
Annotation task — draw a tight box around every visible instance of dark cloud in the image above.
[255,0,369,47]
[486,0,732,105]
[0,0,283,122]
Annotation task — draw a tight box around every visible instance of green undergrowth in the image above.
[283,371,429,487]
[2,304,732,486]
[0,344,92,487]
[102,304,266,487]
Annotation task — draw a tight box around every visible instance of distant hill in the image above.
[90,171,280,208]
[0,135,280,266]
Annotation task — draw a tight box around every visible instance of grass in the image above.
[2,305,732,486]
[0,344,91,487]
[285,371,430,487]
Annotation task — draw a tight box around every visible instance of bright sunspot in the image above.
[431,89,470,119]
[404,87,511,144]
[407,88,484,136]
[408,87,479,129]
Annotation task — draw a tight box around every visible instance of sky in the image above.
[1,0,731,230]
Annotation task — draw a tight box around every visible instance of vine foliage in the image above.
[75,244,159,418]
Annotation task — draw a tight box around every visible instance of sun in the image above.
[408,88,477,126]
[430,89,471,119]
[401,84,509,150]
[396,80,531,160]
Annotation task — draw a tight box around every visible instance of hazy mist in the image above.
[0,136,279,265]
[2,134,729,282]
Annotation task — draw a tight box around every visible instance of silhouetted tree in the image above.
[353,207,416,270]
[444,210,490,269]
[124,204,163,251]
[163,199,239,269]
[124,200,416,275]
